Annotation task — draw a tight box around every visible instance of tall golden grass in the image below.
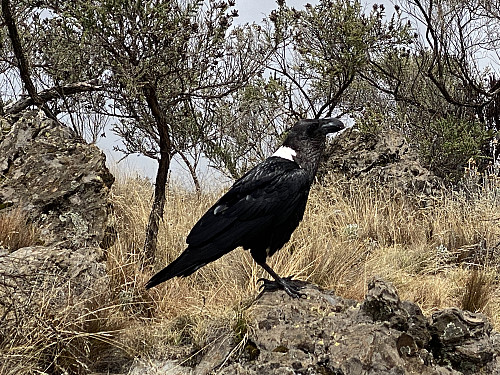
[1,171,499,373]
[0,207,40,250]
[109,172,500,355]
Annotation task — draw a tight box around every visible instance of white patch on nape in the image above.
[272,146,297,161]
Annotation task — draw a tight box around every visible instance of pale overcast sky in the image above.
[236,0,316,24]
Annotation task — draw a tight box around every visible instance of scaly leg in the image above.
[256,261,305,298]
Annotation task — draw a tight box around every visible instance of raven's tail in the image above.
[145,251,204,289]
[145,244,226,289]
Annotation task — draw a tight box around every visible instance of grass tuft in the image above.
[0,208,40,250]
[460,268,495,313]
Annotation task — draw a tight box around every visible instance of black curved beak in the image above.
[319,118,345,134]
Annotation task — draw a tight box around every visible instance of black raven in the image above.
[145,118,344,297]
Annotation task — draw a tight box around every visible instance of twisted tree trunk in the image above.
[141,84,172,267]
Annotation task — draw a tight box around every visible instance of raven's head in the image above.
[273,117,345,178]
[282,117,344,149]
[316,117,345,135]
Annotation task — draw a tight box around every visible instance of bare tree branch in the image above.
[1,0,56,121]
[4,80,102,115]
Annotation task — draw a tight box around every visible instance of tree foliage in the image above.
[363,0,499,179]
[266,0,413,118]
[0,0,106,141]
[205,0,413,179]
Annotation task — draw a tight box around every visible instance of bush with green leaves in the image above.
[414,116,491,181]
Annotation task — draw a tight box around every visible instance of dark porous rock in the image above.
[0,245,107,310]
[361,278,431,349]
[0,111,115,250]
[402,300,432,350]
[429,308,498,374]
[196,279,499,375]
[320,128,441,195]
[361,277,410,331]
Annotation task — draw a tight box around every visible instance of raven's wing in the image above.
[186,157,310,248]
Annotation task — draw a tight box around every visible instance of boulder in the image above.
[430,308,500,374]
[0,111,115,250]
[0,110,118,373]
[320,128,441,195]
[0,245,107,310]
[0,245,113,373]
[186,279,499,375]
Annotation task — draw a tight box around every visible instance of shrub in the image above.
[414,116,491,182]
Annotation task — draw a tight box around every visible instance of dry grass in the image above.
[108,173,500,354]
[0,207,40,250]
[1,171,499,373]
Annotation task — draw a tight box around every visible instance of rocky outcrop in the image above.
[0,110,115,249]
[143,279,499,375]
[320,128,442,195]
[0,245,107,311]
[0,244,111,374]
[0,111,116,372]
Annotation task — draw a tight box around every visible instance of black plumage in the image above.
[145,118,344,297]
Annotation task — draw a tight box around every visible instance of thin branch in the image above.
[176,150,201,195]
[4,80,102,115]
[1,0,56,120]
[268,65,317,118]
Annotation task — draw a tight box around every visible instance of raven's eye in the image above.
[306,123,320,135]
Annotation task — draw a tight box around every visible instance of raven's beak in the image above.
[319,118,344,134]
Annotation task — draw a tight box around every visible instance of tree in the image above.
[1,0,268,265]
[265,0,412,119]
[0,0,103,140]
[43,0,267,265]
[362,0,499,179]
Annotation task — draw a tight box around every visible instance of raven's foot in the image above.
[258,276,306,298]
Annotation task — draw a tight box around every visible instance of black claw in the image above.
[257,277,269,285]
[283,283,306,299]
[257,276,306,298]
[257,278,275,291]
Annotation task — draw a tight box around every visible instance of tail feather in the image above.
[145,253,203,289]
[145,244,227,289]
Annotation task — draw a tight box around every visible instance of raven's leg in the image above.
[256,261,305,298]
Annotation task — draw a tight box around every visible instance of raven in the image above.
[145,118,344,297]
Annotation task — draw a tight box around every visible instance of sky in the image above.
[97,0,395,187]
